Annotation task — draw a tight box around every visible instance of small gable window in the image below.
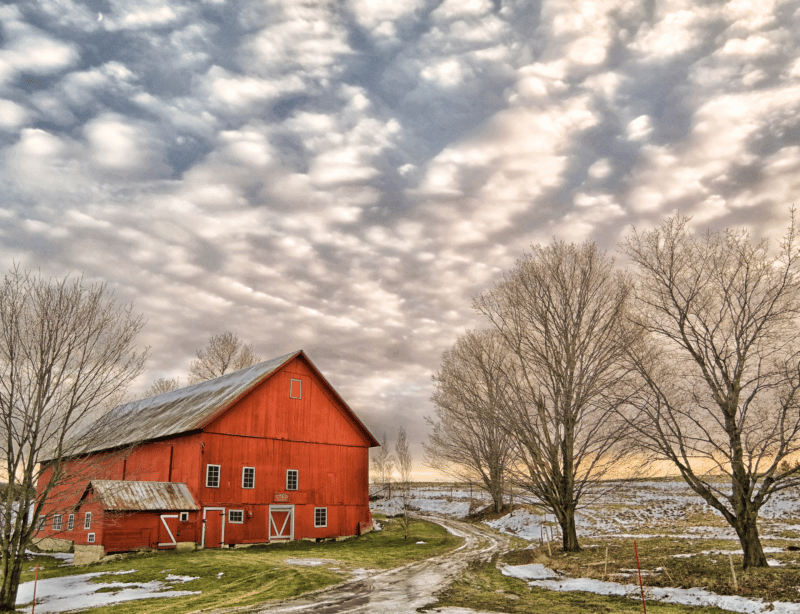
[290,378,302,399]
[67,514,74,530]
[84,512,92,530]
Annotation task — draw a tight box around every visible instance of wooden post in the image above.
[729,554,738,591]
[634,540,647,614]
[604,544,609,580]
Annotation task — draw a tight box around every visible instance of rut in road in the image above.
[246,515,514,614]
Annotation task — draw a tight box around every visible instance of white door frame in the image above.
[268,505,294,541]
[158,514,179,547]
[202,507,226,548]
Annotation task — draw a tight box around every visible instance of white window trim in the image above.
[52,515,63,531]
[242,467,255,489]
[206,464,221,488]
[67,514,74,530]
[84,512,92,530]
[290,378,302,399]
[228,509,244,524]
[180,512,189,522]
[87,533,95,543]
[314,507,327,528]
[286,469,298,491]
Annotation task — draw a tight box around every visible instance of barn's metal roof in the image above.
[89,480,199,511]
[76,351,301,455]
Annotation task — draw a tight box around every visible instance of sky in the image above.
[2,0,800,478]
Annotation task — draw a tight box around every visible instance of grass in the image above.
[431,556,731,614]
[18,516,462,614]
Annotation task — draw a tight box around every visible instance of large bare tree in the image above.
[425,328,515,513]
[0,268,146,610]
[622,214,800,569]
[188,332,261,383]
[474,240,634,552]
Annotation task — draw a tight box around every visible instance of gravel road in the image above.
[249,515,515,614]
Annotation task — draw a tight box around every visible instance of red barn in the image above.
[35,350,379,561]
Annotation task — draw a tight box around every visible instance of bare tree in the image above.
[188,332,261,384]
[425,329,514,513]
[0,268,146,610]
[474,240,635,552]
[143,376,181,398]
[371,431,395,497]
[395,426,413,539]
[621,214,800,569]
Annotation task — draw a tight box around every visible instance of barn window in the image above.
[37,516,45,531]
[87,533,95,543]
[180,512,189,522]
[290,378,302,399]
[206,464,221,488]
[229,510,244,524]
[67,514,74,530]
[52,515,63,531]
[286,469,298,491]
[84,512,92,529]
[314,508,327,528]
[242,467,255,489]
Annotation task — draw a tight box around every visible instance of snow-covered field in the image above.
[372,480,800,544]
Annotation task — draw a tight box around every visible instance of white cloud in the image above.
[83,113,168,177]
[0,99,31,130]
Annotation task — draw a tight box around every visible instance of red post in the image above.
[634,540,647,614]
[32,562,39,614]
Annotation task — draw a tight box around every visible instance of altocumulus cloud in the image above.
[1,0,800,474]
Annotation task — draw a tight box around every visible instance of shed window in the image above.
[67,514,74,530]
[242,467,255,489]
[290,378,302,399]
[87,533,95,543]
[206,464,221,488]
[286,469,298,491]
[314,508,327,528]
[84,512,92,530]
[180,512,189,522]
[37,515,45,531]
[229,510,244,524]
[52,515,63,531]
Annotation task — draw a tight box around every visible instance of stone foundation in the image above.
[33,537,72,552]
[175,541,197,552]
[74,544,105,565]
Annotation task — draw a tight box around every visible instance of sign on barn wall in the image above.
[274,493,289,502]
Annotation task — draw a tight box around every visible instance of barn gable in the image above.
[206,354,377,447]
[71,350,377,455]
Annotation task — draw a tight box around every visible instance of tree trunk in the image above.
[735,511,769,569]
[559,505,581,552]
[0,554,23,612]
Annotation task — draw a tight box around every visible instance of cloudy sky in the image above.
[2,0,800,476]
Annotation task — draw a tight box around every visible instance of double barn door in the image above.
[201,505,294,547]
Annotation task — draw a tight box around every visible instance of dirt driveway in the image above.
[248,515,514,614]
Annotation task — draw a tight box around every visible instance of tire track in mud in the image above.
[247,515,514,614]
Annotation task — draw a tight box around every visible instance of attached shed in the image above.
[35,350,379,558]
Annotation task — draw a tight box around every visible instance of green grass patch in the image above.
[430,557,730,614]
[19,517,462,614]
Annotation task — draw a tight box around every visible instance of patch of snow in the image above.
[164,574,199,582]
[500,563,559,580]
[416,541,427,544]
[217,572,224,578]
[16,573,200,613]
[284,558,338,566]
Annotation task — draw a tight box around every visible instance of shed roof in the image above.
[88,480,199,511]
[65,349,378,456]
